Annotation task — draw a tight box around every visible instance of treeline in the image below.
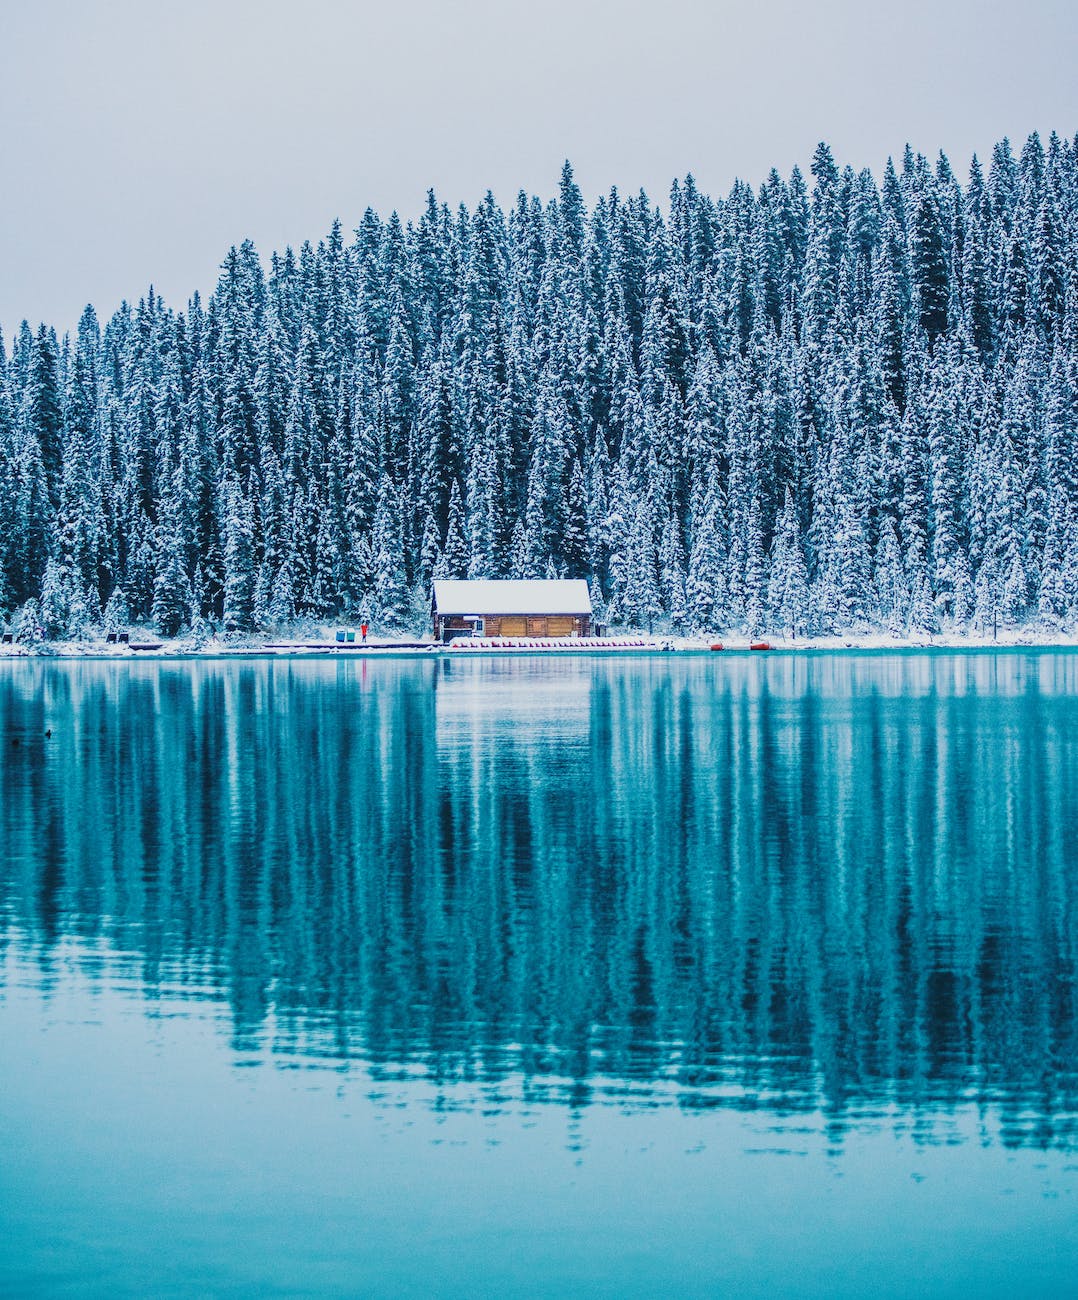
[2,132,1078,637]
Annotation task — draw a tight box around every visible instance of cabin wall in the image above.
[433,612,592,640]
[495,615,590,637]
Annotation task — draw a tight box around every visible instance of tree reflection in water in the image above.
[1,651,1076,1147]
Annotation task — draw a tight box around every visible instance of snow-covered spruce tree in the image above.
[152,527,192,638]
[874,517,908,631]
[768,488,810,636]
[39,557,70,639]
[103,588,129,634]
[562,459,590,580]
[439,479,469,579]
[2,384,51,609]
[221,476,256,631]
[371,481,410,627]
[14,597,42,643]
[659,510,688,630]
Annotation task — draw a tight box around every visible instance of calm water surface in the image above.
[2,651,1077,1297]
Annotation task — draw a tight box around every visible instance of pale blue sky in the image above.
[2,0,1076,334]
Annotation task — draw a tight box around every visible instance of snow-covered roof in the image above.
[432,579,592,616]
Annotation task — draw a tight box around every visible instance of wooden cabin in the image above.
[431,579,593,641]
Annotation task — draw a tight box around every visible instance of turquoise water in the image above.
[2,651,1077,1297]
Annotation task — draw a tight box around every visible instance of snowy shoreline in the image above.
[2,627,1078,660]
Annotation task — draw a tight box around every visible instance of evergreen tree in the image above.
[440,479,469,578]
[768,488,810,635]
[562,458,590,579]
[222,476,256,630]
[910,190,949,343]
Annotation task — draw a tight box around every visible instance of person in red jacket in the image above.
[360,622,368,643]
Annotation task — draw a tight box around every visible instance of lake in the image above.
[2,650,1077,1297]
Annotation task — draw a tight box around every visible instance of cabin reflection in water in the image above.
[436,656,591,744]
[1,653,1077,1147]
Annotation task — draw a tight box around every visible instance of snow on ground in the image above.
[3,624,1078,659]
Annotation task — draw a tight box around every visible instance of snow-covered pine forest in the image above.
[2,134,1078,640]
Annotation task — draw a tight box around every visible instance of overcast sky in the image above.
[2,0,1077,335]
